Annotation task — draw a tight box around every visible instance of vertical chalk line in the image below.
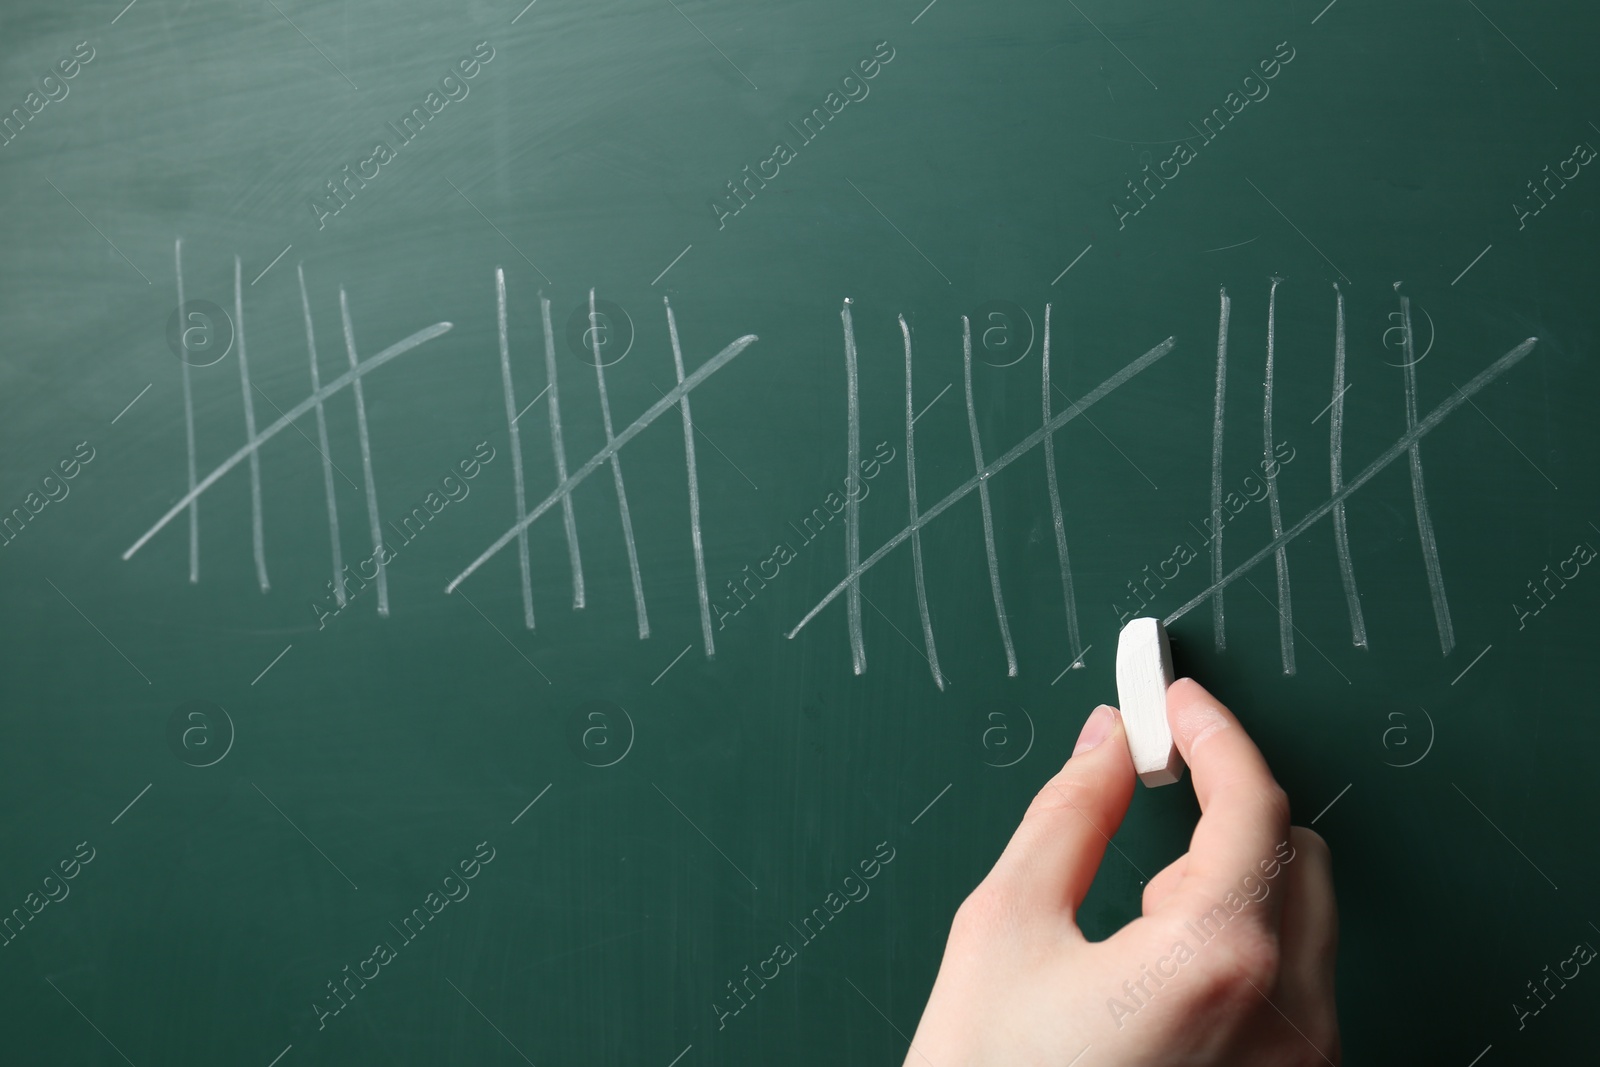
[444,332,759,593]
[340,287,390,617]
[1399,290,1455,655]
[1263,276,1295,674]
[298,264,346,608]
[899,316,946,691]
[1209,287,1230,651]
[234,257,270,592]
[840,300,866,675]
[540,294,586,609]
[124,322,453,560]
[963,316,1019,677]
[175,238,199,583]
[665,297,714,658]
[1164,337,1540,624]
[590,288,650,639]
[1040,303,1084,667]
[786,335,1179,640]
[496,269,537,629]
[1330,283,1367,647]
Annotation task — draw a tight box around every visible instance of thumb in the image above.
[982,705,1139,922]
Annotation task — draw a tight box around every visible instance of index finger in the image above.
[1162,678,1291,915]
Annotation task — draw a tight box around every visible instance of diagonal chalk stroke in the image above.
[1399,292,1455,655]
[665,297,715,658]
[174,239,200,583]
[1263,276,1295,674]
[1041,304,1085,670]
[963,317,1019,677]
[540,294,586,608]
[447,331,759,593]
[1330,284,1367,647]
[1165,337,1539,625]
[123,321,452,560]
[235,258,271,593]
[340,288,391,617]
[497,269,537,630]
[842,300,866,675]
[900,316,946,691]
[591,288,651,639]
[789,335,1179,639]
[298,264,347,607]
[1209,287,1230,650]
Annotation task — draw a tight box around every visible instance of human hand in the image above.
[903,679,1339,1066]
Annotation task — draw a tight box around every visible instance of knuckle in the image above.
[949,881,1015,942]
[1025,773,1093,824]
[1195,926,1282,1004]
[1259,782,1291,827]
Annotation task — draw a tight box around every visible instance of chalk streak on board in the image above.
[299,264,346,607]
[899,316,946,691]
[174,239,200,583]
[963,317,1019,677]
[1400,292,1455,655]
[1051,645,1093,684]
[1209,287,1229,650]
[1330,284,1367,647]
[1041,304,1085,669]
[842,300,866,675]
[540,295,586,609]
[495,270,537,629]
[266,1044,293,1067]
[665,297,714,657]
[340,288,390,617]
[788,334,1178,640]
[665,1045,693,1067]
[447,330,758,593]
[124,317,452,561]
[235,258,271,593]
[1263,277,1294,674]
[1164,337,1539,624]
[591,289,651,639]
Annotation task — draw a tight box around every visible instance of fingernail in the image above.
[1074,705,1117,756]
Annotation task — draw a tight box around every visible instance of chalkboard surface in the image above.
[2,0,1597,1063]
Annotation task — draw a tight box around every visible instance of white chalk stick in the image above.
[1116,617,1184,787]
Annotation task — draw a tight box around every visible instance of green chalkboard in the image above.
[2,0,1597,1063]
